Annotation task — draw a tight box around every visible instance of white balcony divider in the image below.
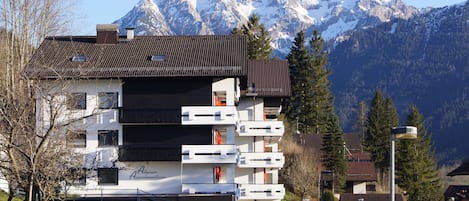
[182,183,237,194]
[237,121,284,137]
[181,106,237,125]
[237,152,285,168]
[238,184,285,200]
[181,145,237,164]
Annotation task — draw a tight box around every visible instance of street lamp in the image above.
[390,126,417,201]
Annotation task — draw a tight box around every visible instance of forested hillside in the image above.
[329,1,469,163]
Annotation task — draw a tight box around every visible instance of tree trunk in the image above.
[7,185,14,201]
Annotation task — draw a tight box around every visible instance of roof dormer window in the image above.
[149,55,166,61]
[71,55,88,62]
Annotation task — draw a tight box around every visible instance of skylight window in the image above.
[149,55,166,61]
[71,55,88,62]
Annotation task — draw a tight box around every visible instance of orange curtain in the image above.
[215,129,223,144]
[215,166,223,183]
[215,96,226,106]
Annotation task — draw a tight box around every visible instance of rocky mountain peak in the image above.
[114,0,419,57]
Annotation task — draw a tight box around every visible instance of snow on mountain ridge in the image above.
[114,0,420,57]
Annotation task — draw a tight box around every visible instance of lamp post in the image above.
[320,170,333,201]
[390,126,417,201]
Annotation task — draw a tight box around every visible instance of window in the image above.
[149,55,166,61]
[98,92,118,109]
[98,130,118,147]
[71,55,88,62]
[67,92,86,110]
[68,130,86,148]
[98,168,118,185]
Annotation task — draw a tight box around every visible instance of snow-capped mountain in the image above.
[114,0,419,56]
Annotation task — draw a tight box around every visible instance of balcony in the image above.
[119,145,181,161]
[181,145,237,164]
[119,108,180,124]
[237,121,284,137]
[182,183,237,194]
[237,152,285,168]
[238,184,285,200]
[181,106,236,125]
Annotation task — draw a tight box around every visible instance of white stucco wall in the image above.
[212,78,236,106]
[237,97,264,121]
[353,182,367,194]
[0,174,8,193]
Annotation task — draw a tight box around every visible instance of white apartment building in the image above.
[25,24,291,201]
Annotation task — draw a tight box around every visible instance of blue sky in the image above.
[73,0,466,35]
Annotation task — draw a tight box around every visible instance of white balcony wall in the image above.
[181,145,237,164]
[237,121,284,137]
[181,106,237,125]
[212,78,236,106]
[237,97,264,121]
[238,184,285,200]
[182,183,237,194]
[238,152,285,168]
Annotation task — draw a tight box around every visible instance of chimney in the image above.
[96,24,118,44]
[126,27,135,40]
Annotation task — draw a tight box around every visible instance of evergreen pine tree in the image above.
[396,105,443,201]
[363,90,386,162]
[309,30,333,134]
[284,30,333,134]
[321,114,347,192]
[232,14,273,59]
[284,30,311,133]
[364,91,399,186]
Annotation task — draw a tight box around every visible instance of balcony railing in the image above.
[237,121,284,137]
[238,184,285,200]
[182,183,237,194]
[181,145,237,164]
[119,145,181,161]
[237,152,285,168]
[119,108,180,124]
[181,106,237,125]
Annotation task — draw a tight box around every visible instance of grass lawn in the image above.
[0,190,23,201]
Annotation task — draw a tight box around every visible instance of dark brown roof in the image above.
[444,185,469,200]
[340,194,404,201]
[448,160,469,176]
[246,59,291,97]
[26,35,247,79]
[347,161,377,182]
[349,151,372,162]
[344,133,363,152]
